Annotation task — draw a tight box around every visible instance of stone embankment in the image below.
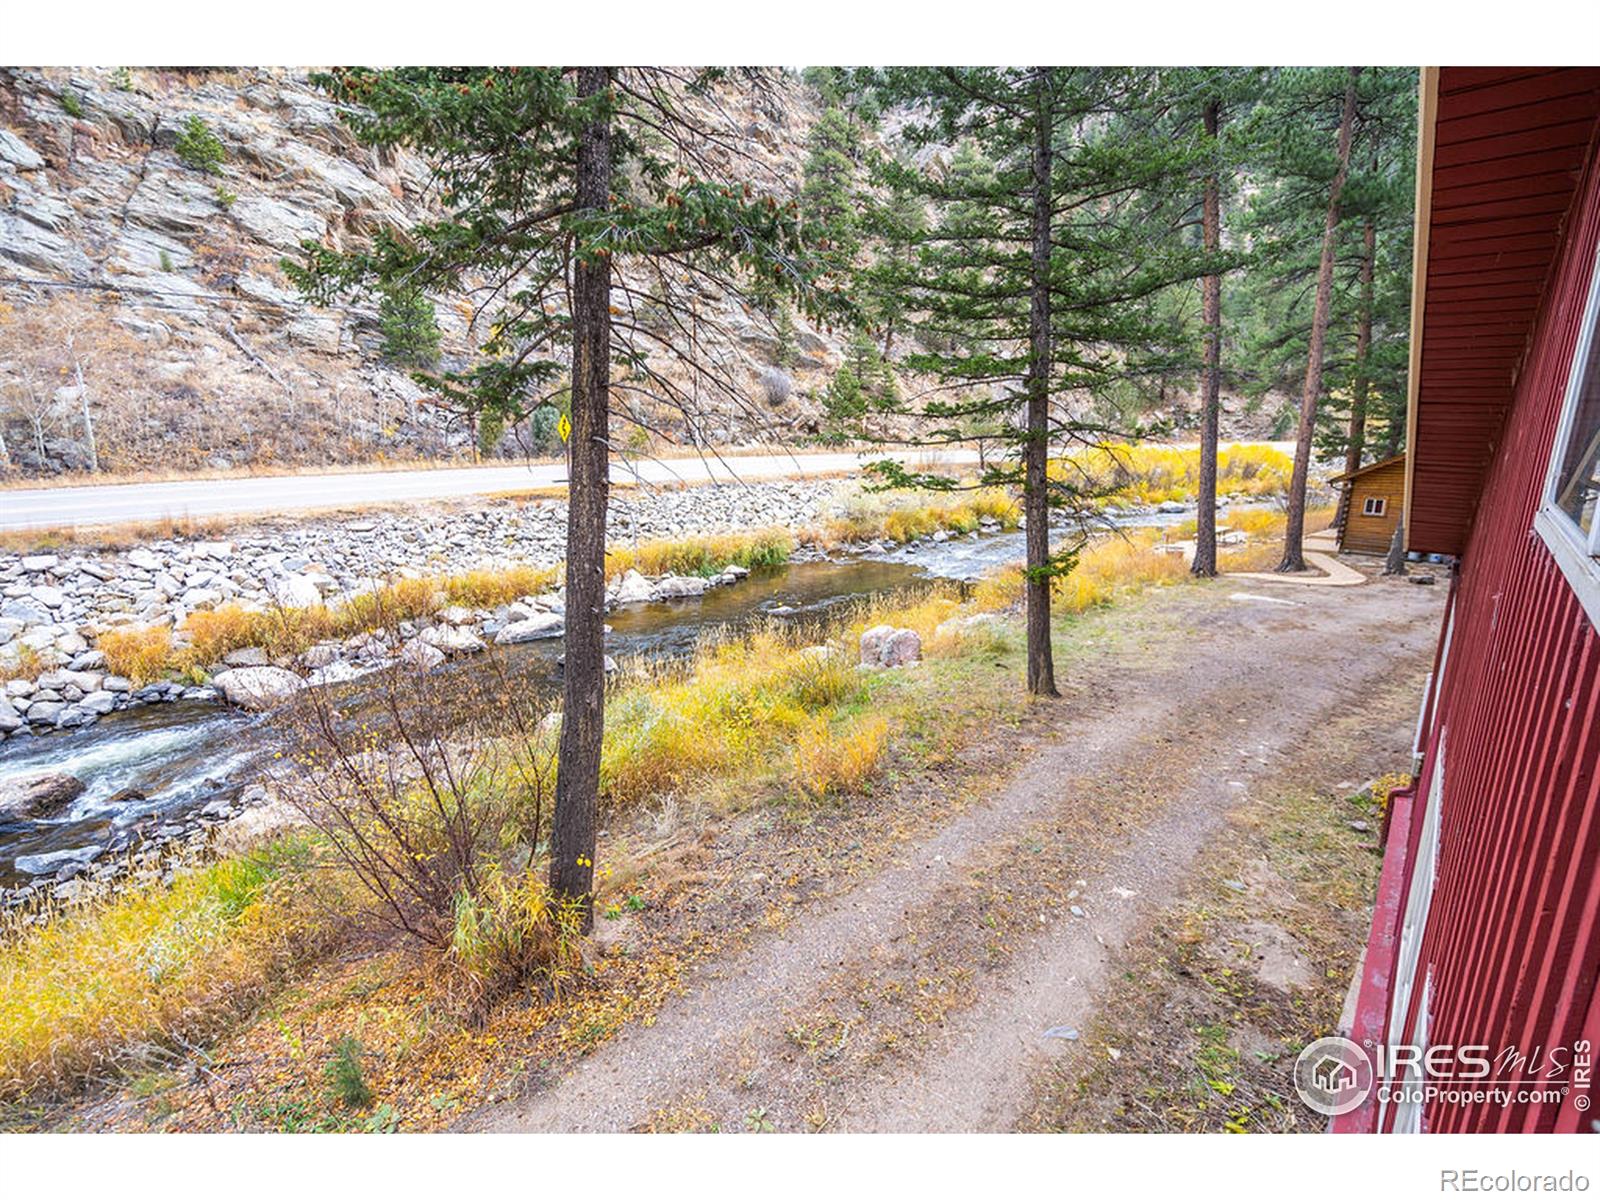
[0,479,835,740]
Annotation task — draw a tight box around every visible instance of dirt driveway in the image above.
[472,570,1445,1133]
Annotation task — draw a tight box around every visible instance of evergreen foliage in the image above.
[174,114,227,175]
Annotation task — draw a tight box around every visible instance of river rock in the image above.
[420,624,486,655]
[15,844,104,876]
[0,773,86,821]
[494,613,564,644]
[612,569,654,604]
[399,638,446,670]
[860,624,922,668]
[652,575,709,600]
[211,666,305,710]
[268,573,323,608]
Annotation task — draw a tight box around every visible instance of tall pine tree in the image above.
[859,67,1209,695]
[289,67,833,926]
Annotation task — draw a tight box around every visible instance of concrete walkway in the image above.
[1168,527,1368,588]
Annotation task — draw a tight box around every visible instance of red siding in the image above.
[1390,137,1600,1133]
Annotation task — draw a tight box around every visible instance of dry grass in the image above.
[605,529,793,580]
[442,564,559,608]
[601,632,860,810]
[807,487,1020,549]
[0,645,45,683]
[1216,505,1337,573]
[794,717,890,800]
[0,842,317,1102]
[1053,442,1294,507]
[972,528,1190,614]
[0,514,239,556]
[97,626,173,684]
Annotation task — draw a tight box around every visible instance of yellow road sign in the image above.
[557,413,571,443]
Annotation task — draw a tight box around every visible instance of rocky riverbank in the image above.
[0,478,839,740]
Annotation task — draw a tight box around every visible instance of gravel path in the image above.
[473,573,1442,1133]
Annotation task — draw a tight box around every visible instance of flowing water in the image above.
[0,507,1245,887]
[0,546,971,885]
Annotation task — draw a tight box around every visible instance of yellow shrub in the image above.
[182,602,268,664]
[794,717,889,800]
[0,645,45,683]
[98,625,173,684]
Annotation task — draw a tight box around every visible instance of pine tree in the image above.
[859,67,1209,695]
[1231,68,1416,561]
[289,67,832,926]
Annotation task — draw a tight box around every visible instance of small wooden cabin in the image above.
[1331,453,1406,554]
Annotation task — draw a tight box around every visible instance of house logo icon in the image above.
[1294,1036,1374,1117]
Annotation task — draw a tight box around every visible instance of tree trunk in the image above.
[1192,97,1223,579]
[549,66,614,932]
[1333,217,1376,535]
[75,356,97,474]
[1024,70,1058,698]
[1383,517,1407,576]
[1278,67,1361,573]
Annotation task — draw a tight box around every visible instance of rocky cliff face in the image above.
[0,67,844,476]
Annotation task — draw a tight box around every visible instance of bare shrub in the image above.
[278,645,579,1007]
[758,365,794,407]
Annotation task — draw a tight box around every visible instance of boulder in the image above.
[651,575,709,600]
[211,666,305,711]
[881,628,923,667]
[612,569,654,604]
[399,638,446,671]
[15,844,104,877]
[79,689,118,715]
[494,613,564,644]
[859,624,922,668]
[127,548,162,571]
[859,624,896,665]
[222,647,271,668]
[0,773,86,821]
[420,624,485,655]
[267,573,323,609]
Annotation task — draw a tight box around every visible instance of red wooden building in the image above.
[1335,67,1600,1134]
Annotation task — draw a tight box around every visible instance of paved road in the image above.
[0,449,982,532]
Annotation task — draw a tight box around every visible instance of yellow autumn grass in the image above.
[97,625,174,684]
[0,846,316,1101]
[808,487,1020,549]
[794,716,890,800]
[605,529,792,580]
[1053,442,1293,507]
[971,528,1191,614]
[600,629,860,809]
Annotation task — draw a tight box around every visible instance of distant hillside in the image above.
[0,67,1289,479]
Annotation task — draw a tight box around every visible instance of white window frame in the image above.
[1534,239,1600,631]
[1364,496,1388,517]
[1381,730,1445,1134]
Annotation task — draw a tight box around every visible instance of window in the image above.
[1536,242,1600,628]
[1363,496,1387,517]
[1552,318,1600,541]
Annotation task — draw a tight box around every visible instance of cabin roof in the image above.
[1329,452,1407,485]
[1404,67,1600,556]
